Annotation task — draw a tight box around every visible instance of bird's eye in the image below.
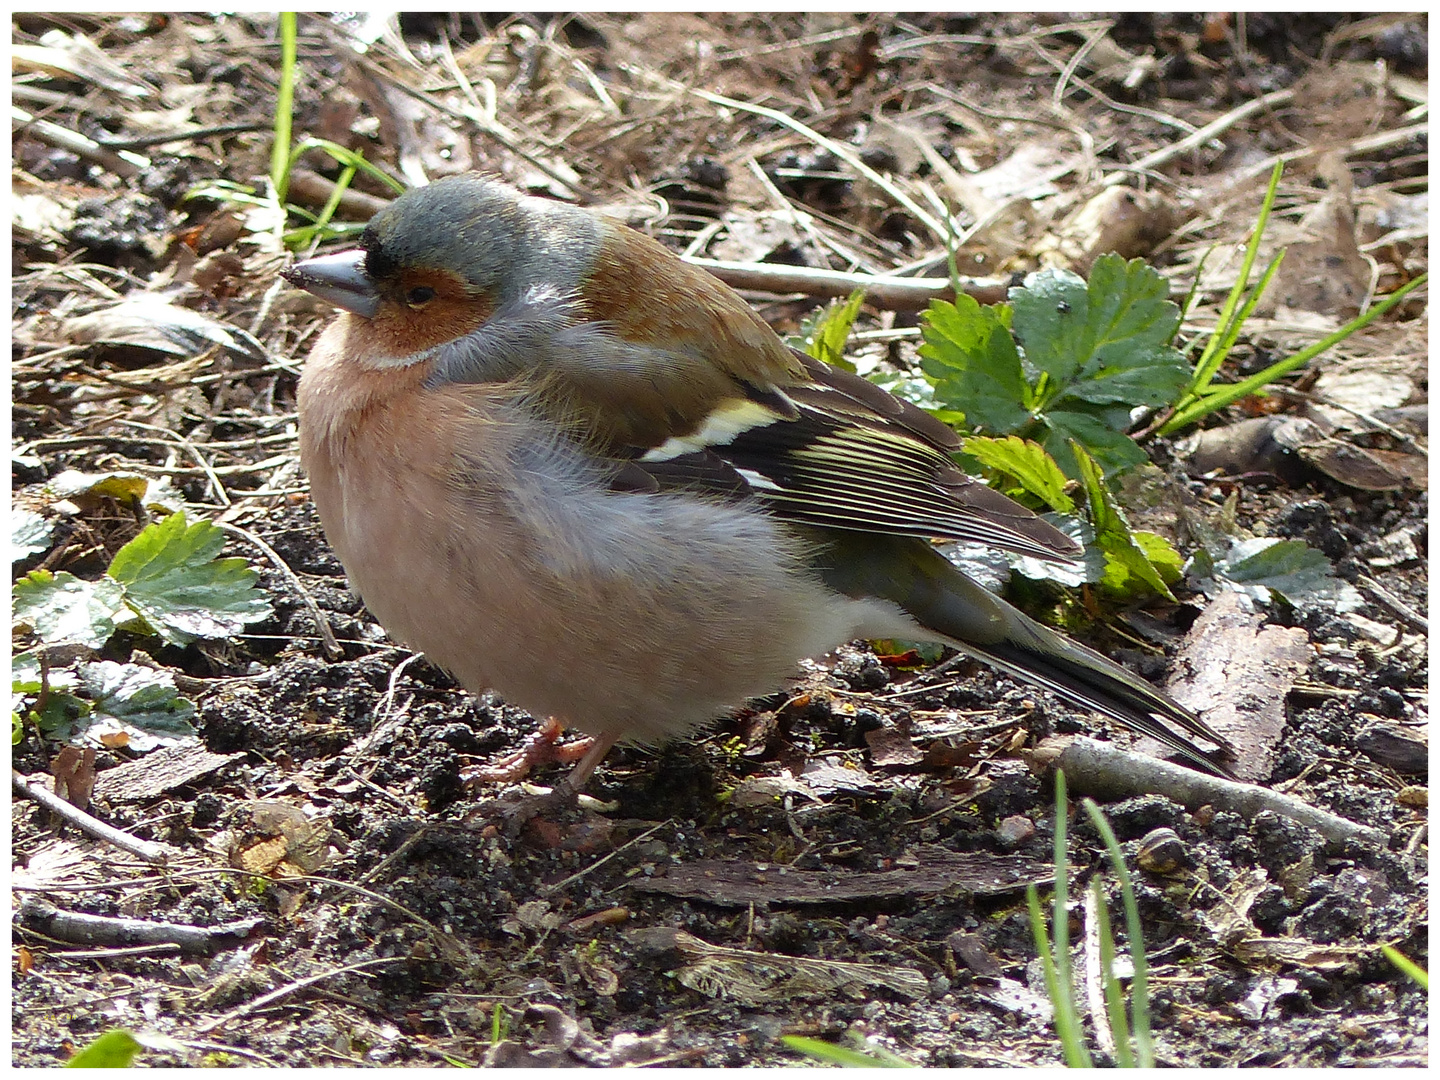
[406,286,436,307]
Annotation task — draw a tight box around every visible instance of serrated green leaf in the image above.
[107,512,272,645]
[12,570,126,649]
[30,691,92,740]
[1042,410,1148,478]
[1073,444,1174,601]
[961,435,1076,514]
[1009,266,1091,383]
[12,509,53,562]
[12,651,43,694]
[12,651,79,695]
[799,288,866,371]
[1012,256,1190,410]
[1214,538,1341,606]
[77,661,197,749]
[918,295,1029,432]
[1133,531,1183,585]
[1063,351,1190,407]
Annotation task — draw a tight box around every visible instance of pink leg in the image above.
[554,730,620,796]
[464,718,602,786]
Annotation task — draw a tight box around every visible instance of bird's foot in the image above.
[462,718,597,786]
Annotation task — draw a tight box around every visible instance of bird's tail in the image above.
[809,530,1237,777]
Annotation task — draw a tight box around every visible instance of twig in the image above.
[18,895,261,954]
[1356,575,1429,634]
[355,823,434,888]
[1226,120,1430,193]
[13,769,176,864]
[192,956,403,1035]
[1033,738,1386,847]
[94,121,272,150]
[113,418,230,507]
[11,106,150,177]
[1276,385,1426,456]
[213,521,342,660]
[1100,87,1297,188]
[376,650,424,724]
[1081,884,1117,1059]
[685,257,1008,309]
[44,942,185,960]
[347,49,594,201]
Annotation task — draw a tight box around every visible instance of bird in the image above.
[281,172,1235,797]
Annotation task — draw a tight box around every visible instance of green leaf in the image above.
[1209,538,1341,607]
[45,468,183,514]
[798,288,866,371]
[13,570,126,649]
[961,435,1076,514]
[918,295,1029,432]
[30,692,92,741]
[12,650,86,739]
[77,661,197,749]
[12,650,44,694]
[107,512,272,645]
[1012,256,1190,411]
[1073,444,1174,601]
[1042,409,1149,478]
[67,1029,144,1068]
[12,509,53,562]
[1133,531,1183,585]
[12,651,78,695]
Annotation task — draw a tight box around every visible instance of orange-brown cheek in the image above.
[363,293,494,361]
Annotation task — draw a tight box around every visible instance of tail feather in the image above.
[955,634,1236,777]
[809,529,1237,776]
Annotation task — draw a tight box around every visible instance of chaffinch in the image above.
[282,173,1234,793]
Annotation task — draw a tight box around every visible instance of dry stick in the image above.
[11,106,150,177]
[685,257,1008,309]
[41,942,184,961]
[1100,87,1297,187]
[1081,885,1117,1060]
[744,157,877,274]
[1050,19,1113,112]
[1276,385,1427,456]
[17,430,297,457]
[19,895,261,954]
[117,453,294,478]
[542,819,671,896]
[192,956,403,1036]
[12,770,176,864]
[1036,738,1386,848]
[1355,575,1429,635]
[214,521,343,660]
[712,24,867,63]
